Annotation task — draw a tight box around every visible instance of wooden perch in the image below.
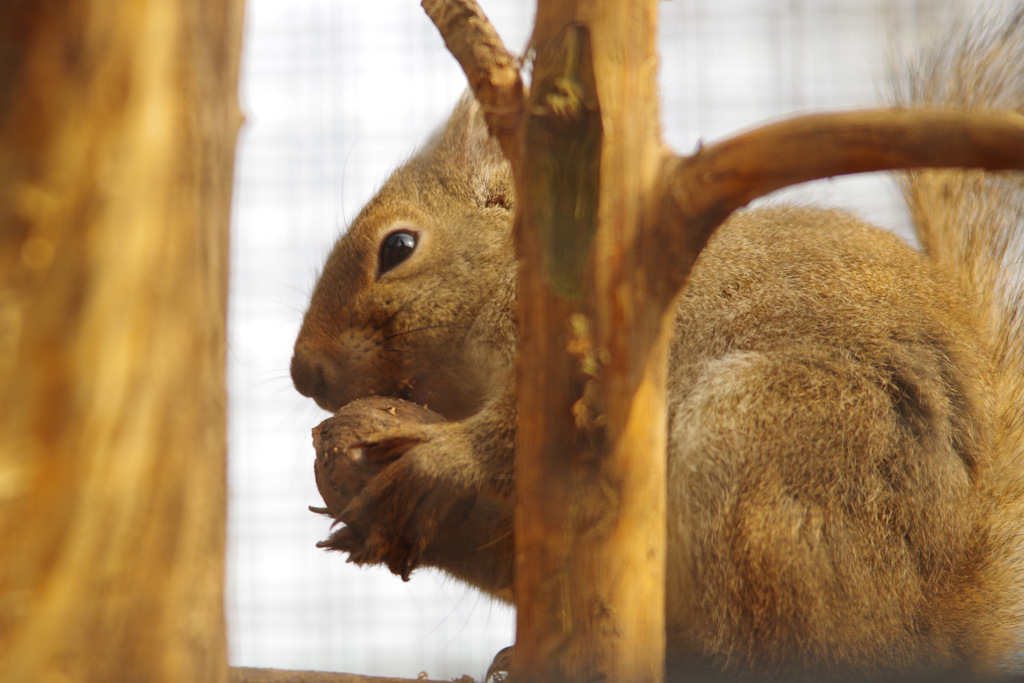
[229,667,453,683]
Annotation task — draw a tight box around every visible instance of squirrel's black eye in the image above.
[378,230,417,276]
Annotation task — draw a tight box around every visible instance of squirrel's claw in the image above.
[327,422,475,580]
[486,645,513,682]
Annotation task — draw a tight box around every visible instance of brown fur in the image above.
[291,9,1024,680]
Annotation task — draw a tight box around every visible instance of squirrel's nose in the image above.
[290,347,328,401]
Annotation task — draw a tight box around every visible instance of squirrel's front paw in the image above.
[311,396,477,580]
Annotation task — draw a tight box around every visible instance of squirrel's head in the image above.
[291,93,517,419]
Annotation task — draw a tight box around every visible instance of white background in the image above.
[227,1,1000,679]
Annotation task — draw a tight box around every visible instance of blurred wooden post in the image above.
[0,2,244,681]
[512,1,669,681]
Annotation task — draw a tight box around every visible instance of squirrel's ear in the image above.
[443,90,515,210]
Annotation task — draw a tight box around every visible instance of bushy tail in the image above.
[891,4,1024,477]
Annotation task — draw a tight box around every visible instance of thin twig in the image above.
[421,0,525,165]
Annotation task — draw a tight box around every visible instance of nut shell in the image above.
[312,396,445,516]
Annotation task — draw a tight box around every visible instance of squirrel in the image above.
[290,7,1024,681]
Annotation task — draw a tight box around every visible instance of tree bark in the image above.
[511,2,668,681]
[0,2,244,682]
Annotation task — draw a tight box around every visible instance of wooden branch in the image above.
[229,667,453,683]
[653,108,1024,297]
[684,108,1024,209]
[421,0,525,164]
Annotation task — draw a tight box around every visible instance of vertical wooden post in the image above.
[514,1,669,680]
[0,2,244,681]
